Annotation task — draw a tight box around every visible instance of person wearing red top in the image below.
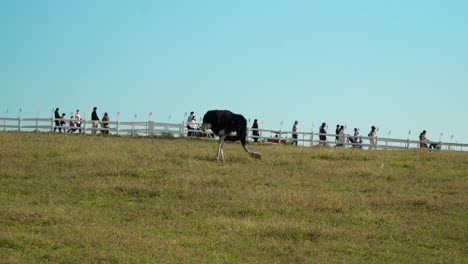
[67,115,77,133]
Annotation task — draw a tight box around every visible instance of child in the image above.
[67,115,77,133]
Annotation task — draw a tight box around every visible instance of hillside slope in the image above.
[0,133,467,263]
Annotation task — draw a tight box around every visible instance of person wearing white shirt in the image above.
[75,110,82,133]
[187,111,195,136]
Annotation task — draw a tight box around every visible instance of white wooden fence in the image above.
[1,116,467,152]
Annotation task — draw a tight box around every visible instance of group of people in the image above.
[329,124,377,149]
[53,108,436,148]
[251,120,379,149]
[316,123,377,148]
[53,108,82,134]
[53,107,110,134]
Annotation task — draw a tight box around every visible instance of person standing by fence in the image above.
[53,108,61,132]
[60,113,66,133]
[252,119,259,142]
[368,126,377,149]
[335,124,340,142]
[186,111,195,136]
[102,112,110,134]
[335,125,345,147]
[75,110,82,133]
[91,107,99,134]
[292,120,299,146]
[419,130,428,148]
[319,122,327,146]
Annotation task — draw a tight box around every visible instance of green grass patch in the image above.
[0,132,467,263]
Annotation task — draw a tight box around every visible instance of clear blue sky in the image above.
[2,0,467,143]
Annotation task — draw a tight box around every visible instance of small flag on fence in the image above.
[19,108,22,113]
[408,130,411,135]
[134,114,137,119]
[168,114,172,121]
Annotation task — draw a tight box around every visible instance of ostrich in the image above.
[201,110,262,162]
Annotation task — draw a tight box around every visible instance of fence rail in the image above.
[1,116,468,152]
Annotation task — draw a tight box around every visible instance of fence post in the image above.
[375,137,378,150]
[148,121,155,137]
[310,132,314,147]
[116,121,119,135]
[18,117,21,132]
[35,117,38,131]
[406,139,410,149]
[83,120,87,134]
[50,118,55,132]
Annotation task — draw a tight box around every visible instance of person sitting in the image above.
[349,128,363,148]
[67,115,77,133]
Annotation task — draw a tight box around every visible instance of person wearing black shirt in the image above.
[91,107,99,134]
[252,119,259,142]
[54,108,61,132]
[319,122,327,146]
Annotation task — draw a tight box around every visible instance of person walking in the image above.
[91,107,99,134]
[252,119,260,142]
[60,113,66,133]
[335,124,340,142]
[53,108,61,132]
[292,120,299,146]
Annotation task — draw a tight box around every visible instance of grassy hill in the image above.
[0,132,467,263]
